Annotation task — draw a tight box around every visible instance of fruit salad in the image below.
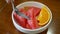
[13,6,50,29]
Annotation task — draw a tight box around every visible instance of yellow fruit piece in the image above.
[37,6,50,25]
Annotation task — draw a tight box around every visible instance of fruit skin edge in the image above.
[37,6,50,26]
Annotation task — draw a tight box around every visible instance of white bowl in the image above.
[12,1,52,34]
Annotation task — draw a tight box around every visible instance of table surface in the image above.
[0,0,60,34]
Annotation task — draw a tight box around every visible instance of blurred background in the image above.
[0,0,60,34]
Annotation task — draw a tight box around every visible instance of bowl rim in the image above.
[12,1,52,31]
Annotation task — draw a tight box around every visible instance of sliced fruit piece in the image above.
[26,23,32,29]
[37,6,50,25]
[32,7,41,16]
[13,8,27,28]
[24,6,41,16]
[27,8,39,29]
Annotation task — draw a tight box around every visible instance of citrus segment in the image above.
[37,6,50,25]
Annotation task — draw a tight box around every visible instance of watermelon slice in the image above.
[27,8,39,29]
[13,8,27,28]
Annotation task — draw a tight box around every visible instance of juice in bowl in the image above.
[12,1,52,34]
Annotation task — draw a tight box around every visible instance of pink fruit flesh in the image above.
[13,6,41,29]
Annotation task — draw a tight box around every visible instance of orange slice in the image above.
[37,6,50,25]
